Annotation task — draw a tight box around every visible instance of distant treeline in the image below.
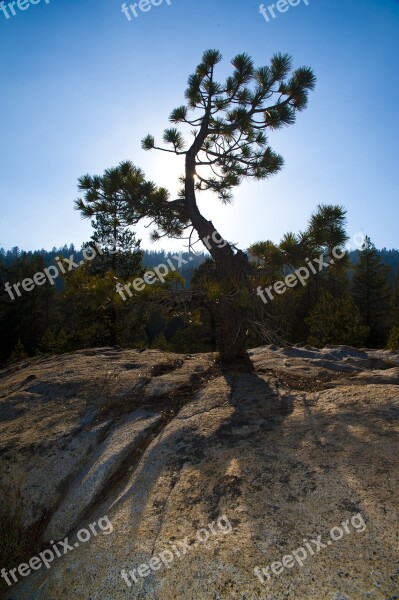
[1,245,398,274]
[0,246,209,284]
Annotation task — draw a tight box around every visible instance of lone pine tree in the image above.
[80,50,316,366]
[141,49,316,366]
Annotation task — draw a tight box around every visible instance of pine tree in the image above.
[386,266,399,349]
[306,204,350,298]
[8,338,28,364]
[0,254,58,364]
[387,327,399,350]
[352,236,392,347]
[74,166,152,345]
[75,166,143,279]
[140,49,315,366]
[151,332,170,351]
[306,293,369,348]
[248,204,352,343]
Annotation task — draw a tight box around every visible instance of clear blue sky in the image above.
[0,0,398,252]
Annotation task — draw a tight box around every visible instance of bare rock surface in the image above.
[0,345,398,599]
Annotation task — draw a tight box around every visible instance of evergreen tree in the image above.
[307,204,348,255]
[306,293,369,348]
[386,265,399,349]
[0,254,58,364]
[306,204,350,298]
[248,204,352,344]
[75,167,143,279]
[139,49,316,366]
[387,327,399,350]
[151,332,170,351]
[352,236,392,347]
[392,265,399,324]
[74,166,153,345]
[40,328,70,354]
[8,338,28,364]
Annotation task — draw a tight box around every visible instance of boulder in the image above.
[0,347,398,599]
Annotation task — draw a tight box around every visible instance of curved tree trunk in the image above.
[184,154,253,368]
[213,250,253,368]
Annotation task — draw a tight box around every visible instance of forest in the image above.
[1,203,398,368]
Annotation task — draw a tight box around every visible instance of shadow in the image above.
[109,367,398,599]
[8,359,398,599]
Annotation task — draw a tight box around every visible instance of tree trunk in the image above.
[214,296,251,367]
[212,249,252,369]
[184,155,253,369]
[188,212,253,368]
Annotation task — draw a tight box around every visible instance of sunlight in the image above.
[146,153,185,198]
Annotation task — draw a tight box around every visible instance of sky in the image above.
[0,0,398,253]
